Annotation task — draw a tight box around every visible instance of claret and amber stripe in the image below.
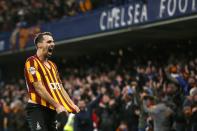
[48,61,62,83]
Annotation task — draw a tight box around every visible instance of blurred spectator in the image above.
[74,93,102,131]
[165,65,190,95]
[182,87,197,131]
[78,0,92,13]
[191,91,197,131]
[97,93,116,131]
[64,0,79,16]
[6,100,27,131]
[121,85,139,131]
[116,121,128,131]
[0,100,4,131]
[137,91,149,131]
[143,96,174,131]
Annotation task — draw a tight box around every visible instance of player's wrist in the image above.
[54,103,61,109]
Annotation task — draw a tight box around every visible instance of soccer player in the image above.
[24,32,80,131]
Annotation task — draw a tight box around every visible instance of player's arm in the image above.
[51,61,80,113]
[33,81,66,113]
[60,84,80,113]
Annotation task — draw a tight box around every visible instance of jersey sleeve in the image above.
[25,58,42,83]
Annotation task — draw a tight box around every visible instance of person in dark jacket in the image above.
[74,94,102,131]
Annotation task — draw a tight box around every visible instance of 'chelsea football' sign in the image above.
[99,0,197,31]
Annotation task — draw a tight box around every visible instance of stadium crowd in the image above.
[0,43,197,131]
[0,0,137,32]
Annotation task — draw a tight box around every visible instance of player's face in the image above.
[40,35,55,57]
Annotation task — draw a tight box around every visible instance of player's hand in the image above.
[55,104,68,114]
[73,105,80,113]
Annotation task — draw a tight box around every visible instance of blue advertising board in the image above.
[0,0,197,54]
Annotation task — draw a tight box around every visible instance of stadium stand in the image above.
[0,0,197,131]
[0,0,133,32]
[0,43,197,131]
[0,0,79,32]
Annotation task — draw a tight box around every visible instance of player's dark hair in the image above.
[34,32,52,48]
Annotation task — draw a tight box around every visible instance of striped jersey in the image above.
[24,55,76,113]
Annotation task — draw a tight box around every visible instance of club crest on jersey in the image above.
[29,67,36,75]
